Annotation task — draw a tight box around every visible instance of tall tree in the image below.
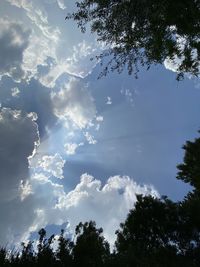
[56,229,73,267]
[66,0,200,80]
[115,195,184,266]
[72,221,110,267]
[36,228,55,267]
[176,134,200,265]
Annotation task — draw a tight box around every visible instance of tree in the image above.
[178,193,200,265]
[72,221,110,267]
[115,195,184,267]
[177,135,200,192]
[56,229,73,267]
[176,134,200,265]
[36,228,56,267]
[66,0,200,80]
[0,248,9,267]
[19,241,35,267]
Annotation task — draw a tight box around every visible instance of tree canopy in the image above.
[177,135,200,191]
[66,0,200,79]
[73,221,110,267]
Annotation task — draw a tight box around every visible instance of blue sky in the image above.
[0,0,200,247]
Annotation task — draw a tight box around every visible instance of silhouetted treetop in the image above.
[177,134,200,191]
[66,0,200,80]
[73,221,110,267]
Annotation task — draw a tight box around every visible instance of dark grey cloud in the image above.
[0,76,57,137]
[0,19,30,81]
[0,108,39,244]
[0,108,39,202]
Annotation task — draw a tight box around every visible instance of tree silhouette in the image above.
[36,228,55,267]
[66,0,200,80]
[19,241,35,267]
[72,221,110,267]
[177,135,200,192]
[0,248,9,267]
[115,195,184,266]
[56,229,73,267]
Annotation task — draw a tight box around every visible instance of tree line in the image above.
[1,134,200,266]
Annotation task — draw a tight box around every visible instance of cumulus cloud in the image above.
[52,77,96,129]
[3,172,157,246]
[36,153,66,179]
[6,0,60,81]
[0,18,30,81]
[0,122,159,245]
[56,173,159,246]
[11,87,20,97]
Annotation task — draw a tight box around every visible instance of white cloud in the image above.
[41,0,66,10]
[56,173,159,246]
[84,131,97,145]
[65,40,98,77]
[96,115,103,122]
[163,34,199,78]
[64,142,83,155]
[7,0,60,41]
[0,119,159,247]
[37,153,65,179]
[6,0,60,81]
[4,0,104,87]
[120,88,134,106]
[40,40,101,88]
[164,56,183,74]
[11,87,20,97]
[57,0,66,10]
[94,116,103,131]
[52,77,96,129]
[106,96,112,105]
[19,180,33,201]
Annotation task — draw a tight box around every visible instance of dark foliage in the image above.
[66,0,200,80]
[73,221,110,267]
[177,135,200,191]
[115,195,200,266]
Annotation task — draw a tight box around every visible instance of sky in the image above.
[0,0,200,248]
